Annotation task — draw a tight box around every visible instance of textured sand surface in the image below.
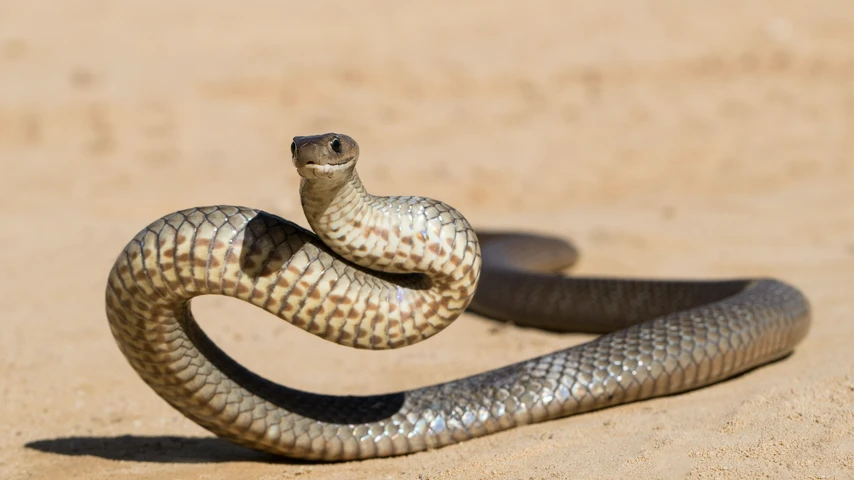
[2,2,853,479]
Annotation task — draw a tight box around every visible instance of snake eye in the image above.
[290,141,296,156]
[330,137,342,154]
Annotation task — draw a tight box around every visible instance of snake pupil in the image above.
[290,141,296,156]
[331,137,341,153]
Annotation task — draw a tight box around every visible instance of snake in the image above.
[105,133,811,461]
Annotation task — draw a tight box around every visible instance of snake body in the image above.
[105,133,811,461]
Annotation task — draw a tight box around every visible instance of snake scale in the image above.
[105,133,811,461]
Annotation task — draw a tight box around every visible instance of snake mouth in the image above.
[297,159,354,178]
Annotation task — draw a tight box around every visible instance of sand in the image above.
[2,1,853,479]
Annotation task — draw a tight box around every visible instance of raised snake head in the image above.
[291,133,360,180]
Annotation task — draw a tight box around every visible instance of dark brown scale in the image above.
[291,316,307,328]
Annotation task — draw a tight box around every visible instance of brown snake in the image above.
[105,133,811,461]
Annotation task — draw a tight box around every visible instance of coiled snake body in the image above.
[105,133,811,461]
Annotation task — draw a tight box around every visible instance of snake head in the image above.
[292,133,360,179]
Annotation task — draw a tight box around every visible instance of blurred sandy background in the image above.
[2,1,853,479]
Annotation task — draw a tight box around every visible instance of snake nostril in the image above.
[290,141,297,156]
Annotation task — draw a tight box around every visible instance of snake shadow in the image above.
[24,435,301,464]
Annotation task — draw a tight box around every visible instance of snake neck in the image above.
[299,169,373,260]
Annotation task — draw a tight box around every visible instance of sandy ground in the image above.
[2,1,853,479]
